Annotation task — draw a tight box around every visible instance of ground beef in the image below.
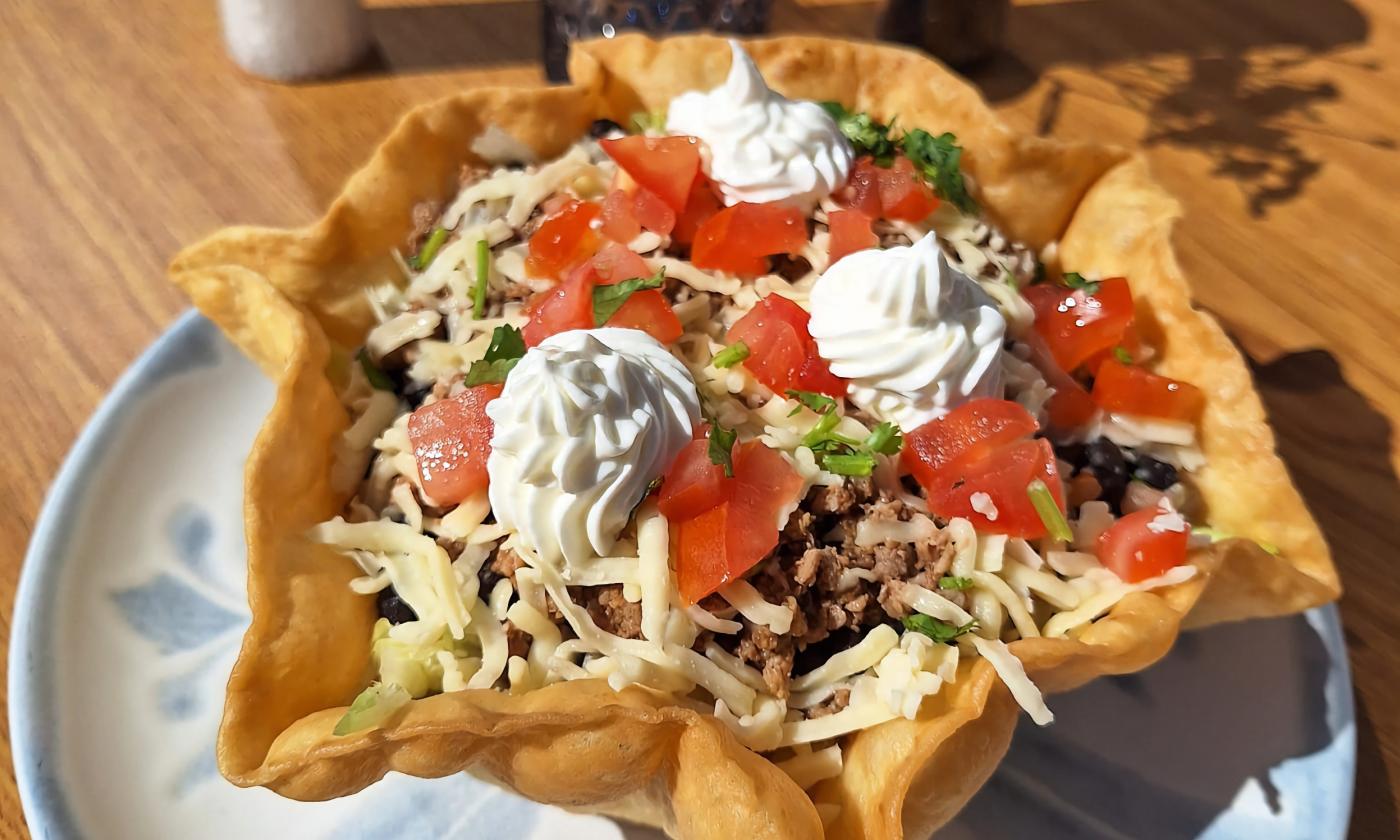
[578,584,643,639]
[805,687,851,719]
[504,619,531,659]
[729,476,975,708]
[736,623,797,699]
[489,547,526,583]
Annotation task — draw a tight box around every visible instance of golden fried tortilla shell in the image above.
[168,33,1338,839]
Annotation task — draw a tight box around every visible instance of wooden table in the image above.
[3,0,1397,836]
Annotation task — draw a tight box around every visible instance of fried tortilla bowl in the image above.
[169,33,1340,839]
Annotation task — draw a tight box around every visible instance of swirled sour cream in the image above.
[666,40,853,207]
[808,233,1006,428]
[486,328,701,568]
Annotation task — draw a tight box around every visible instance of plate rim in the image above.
[7,310,1358,839]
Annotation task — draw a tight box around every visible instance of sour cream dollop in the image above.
[666,40,853,208]
[486,328,701,568]
[808,233,1006,429]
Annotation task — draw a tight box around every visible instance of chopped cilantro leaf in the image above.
[472,238,491,319]
[356,348,395,392]
[864,421,903,456]
[712,341,750,369]
[593,268,665,326]
[1062,272,1102,294]
[707,421,738,478]
[1027,479,1073,542]
[902,614,978,643]
[1113,346,1134,365]
[900,129,977,214]
[463,324,527,386]
[409,227,448,271]
[800,410,844,448]
[820,102,897,165]
[821,452,876,476]
[785,388,838,416]
[938,575,973,591]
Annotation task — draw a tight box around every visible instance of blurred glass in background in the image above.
[542,0,775,80]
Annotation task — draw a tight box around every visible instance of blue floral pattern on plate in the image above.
[9,312,1355,840]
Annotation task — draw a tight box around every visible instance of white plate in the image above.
[10,312,1356,839]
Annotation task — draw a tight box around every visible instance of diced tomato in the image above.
[672,440,804,603]
[827,209,878,265]
[523,244,680,346]
[1092,358,1205,423]
[837,158,884,218]
[1025,277,1135,374]
[658,436,727,521]
[902,398,1039,480]
[876,156,940,222]
[599,135,702,213]
[1082,324,1144,375]
[925,439,1065,538]
[590,241,652,285]
[607,289,683,343]
[1097,506,1189,583]
[408,384,504,505]
[673,176,723,246]
[727,294,846,397]
[1021,331,1099,432]
[691,202,808,277]
[525,199,602,279]
[836,156,939,222]
[632,188,677,236]
[901,399,1066,538]
[600,189,642,244]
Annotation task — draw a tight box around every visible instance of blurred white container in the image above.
[218,0,370,81]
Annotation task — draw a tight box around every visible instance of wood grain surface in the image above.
[2,0,1397,836]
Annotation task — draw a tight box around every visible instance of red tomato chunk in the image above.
[408,384,504,505]
[691,202,807,278]
[599,135,702,213]
[902,399,1066,538]
[1096,506,1189,583]
[827,208,878,265]
[523,243,681,347]
[1092,358,1205,423]
[726,294,846,397]
[664,437,804,603]
[1024,277,1135,374]
[524,199,601,280]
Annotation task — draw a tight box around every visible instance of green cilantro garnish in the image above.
[902,614,978,643]
[629,109,667,134]
[1027,479,1073,542]
[592,268,665,326]
[356,348,395,392]
[472,238,491,319]
[820,102,897,165]
[785,389,838,417]
[1002,269,1019,292]
[821,452,877,476]
[900,129,977,214]
[712,341,750,369]
[863,421,903,456]
[707,421,738,478]
[1062,272,1102,294]
[463,324,527,386]
[409,227,448,271]
[1113,346,1134,365]
[938,575,973,591]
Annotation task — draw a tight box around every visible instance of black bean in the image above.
[477,563,503,596]
[589,118,625,139]
[1085,437,1130,509]
[1133,455,1179,490]
[376,586,418,624]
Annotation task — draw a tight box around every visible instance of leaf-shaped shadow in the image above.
[111,573,242,655]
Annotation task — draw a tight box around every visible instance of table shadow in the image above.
[941,612,1341,838]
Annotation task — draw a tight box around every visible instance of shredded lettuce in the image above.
[334,682,410,736]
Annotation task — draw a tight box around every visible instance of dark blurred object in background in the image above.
[879,0,1009,67]
[543,0,774,81]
